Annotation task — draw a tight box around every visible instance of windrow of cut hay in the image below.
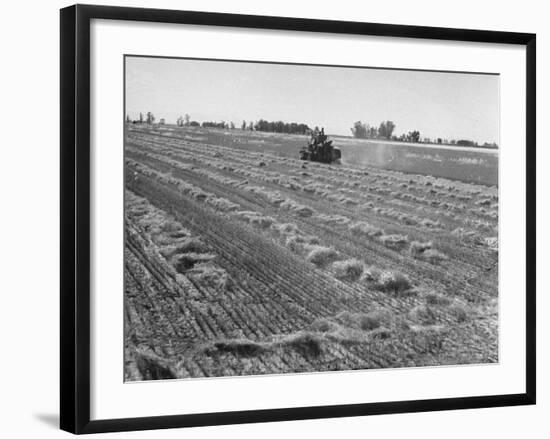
[332,259,364,281]
[127,347,181,381]
[305,245,340,267]
[409,241,448,264]
[128,155,448,311]
[131,159,384,288]
[125,129,499,376]
[128,130,497,261]
[141,143,498,250]
[131,159,396,299]
[126,190,231,294]
[376,270,413,295]
[130,128,498,208]
[201,332,325,358]
[127,141,496,242]
[128,143,488,320]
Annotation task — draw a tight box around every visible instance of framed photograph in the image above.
[60,4,536,434]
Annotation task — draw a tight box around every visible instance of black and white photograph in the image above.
[0,0,544,436]
[124,56,500,381]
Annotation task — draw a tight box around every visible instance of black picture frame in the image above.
[60,4,536,434]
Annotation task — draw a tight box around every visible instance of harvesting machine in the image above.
[299,128,341,164]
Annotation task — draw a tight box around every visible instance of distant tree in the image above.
[146,112,155,125]
[201,121,226,129]
[241,120,247,130]
[456,139,476,147]
[351,121,368,139]
[176,116,184,127]
[437,138,442,144]
[184,114,190,126]
[378,121,396,139]
[387,121,396,138]
[253,119,310,135]
[230,121,235,130]
[378,122,385,138]
[407,130,421,143]
[139,112,143,124]
[126,115,130,123]
[189,121,200,127]
[247,121,254,131]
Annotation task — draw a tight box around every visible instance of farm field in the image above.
[139,125,499,186]
[124,124,498,381]
[335,137,498,186]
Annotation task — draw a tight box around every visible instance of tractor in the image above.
[299,128,341,164]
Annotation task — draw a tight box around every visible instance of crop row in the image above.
[127,132,497,236]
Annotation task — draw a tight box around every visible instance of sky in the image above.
[125,56,500,144]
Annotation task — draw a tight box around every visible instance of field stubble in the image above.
[124,125,498,381]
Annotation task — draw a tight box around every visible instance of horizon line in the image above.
[125,112,499,145]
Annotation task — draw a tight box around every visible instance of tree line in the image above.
[351,120,397,140]
[350,120,497,148]
[128,113,311,135]
[126,113,497,149]
[252,119,310,135]
[127,112,157,125]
